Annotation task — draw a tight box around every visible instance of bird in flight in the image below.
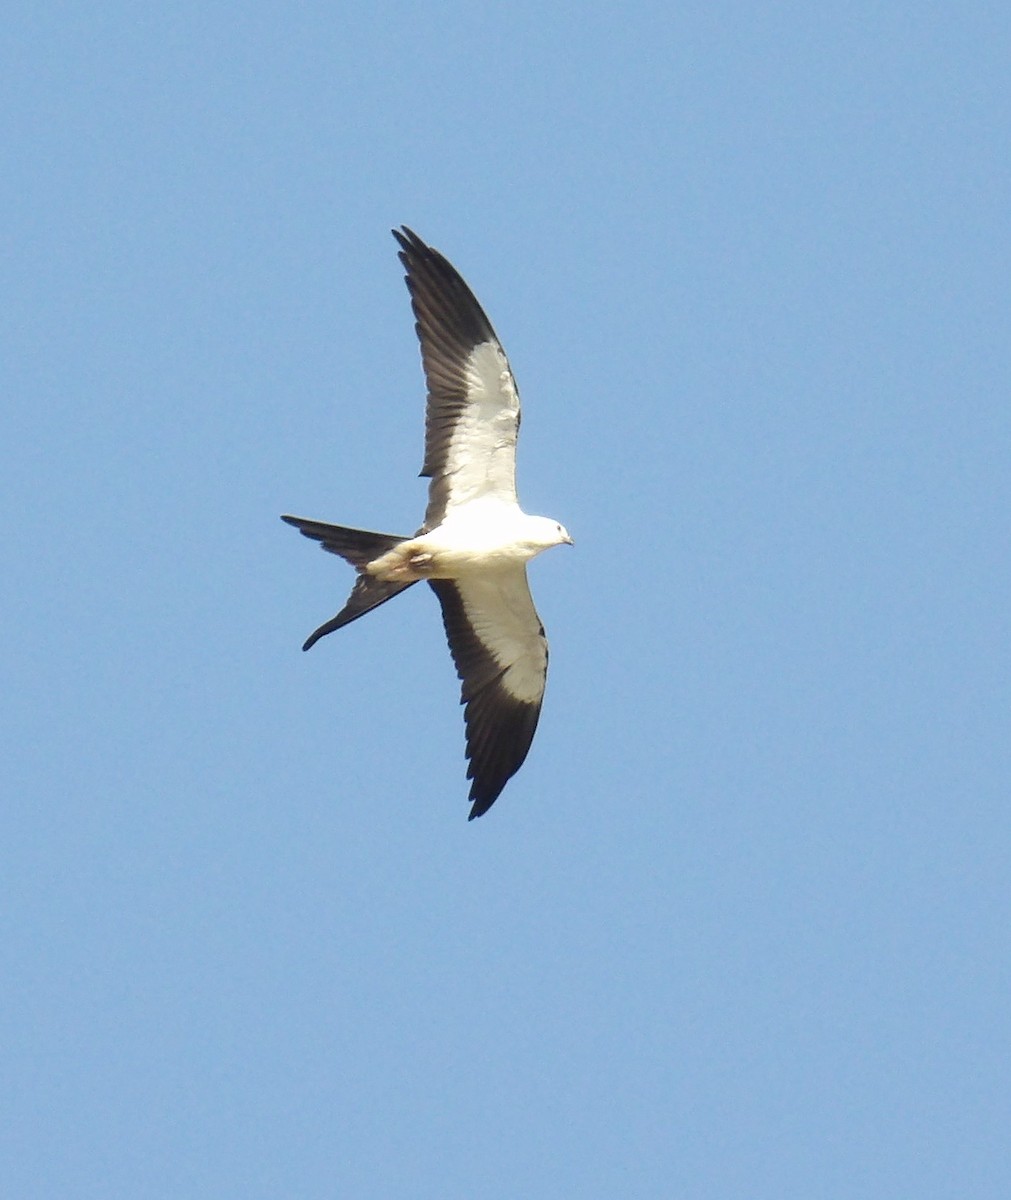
[282,227,572,819]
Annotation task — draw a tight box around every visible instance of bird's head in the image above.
[526,515,574,552]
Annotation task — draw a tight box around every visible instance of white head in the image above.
[524,514,574,554]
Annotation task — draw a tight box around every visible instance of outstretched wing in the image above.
[393,227,522,530]
[429,570,548,819]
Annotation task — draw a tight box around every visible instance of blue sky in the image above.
[4,3,1009,1196]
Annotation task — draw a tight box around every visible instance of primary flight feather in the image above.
[282,227,571,819]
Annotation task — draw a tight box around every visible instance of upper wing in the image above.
[393,227,522,530]
[429,570,548,819]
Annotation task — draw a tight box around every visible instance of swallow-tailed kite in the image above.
[282,227,571,819]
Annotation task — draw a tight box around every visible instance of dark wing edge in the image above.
[429,577,547,819]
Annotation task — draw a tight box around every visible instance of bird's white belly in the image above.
[367,536,530,583]
[366,505,537,582]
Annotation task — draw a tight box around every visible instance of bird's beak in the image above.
[564,534,574,546]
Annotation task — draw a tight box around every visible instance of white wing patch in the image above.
[441,341,521,512]
[457,569,546,705]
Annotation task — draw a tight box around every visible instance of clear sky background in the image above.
[4,4,1009,1197]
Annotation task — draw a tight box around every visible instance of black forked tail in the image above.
[281,515,416,649]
